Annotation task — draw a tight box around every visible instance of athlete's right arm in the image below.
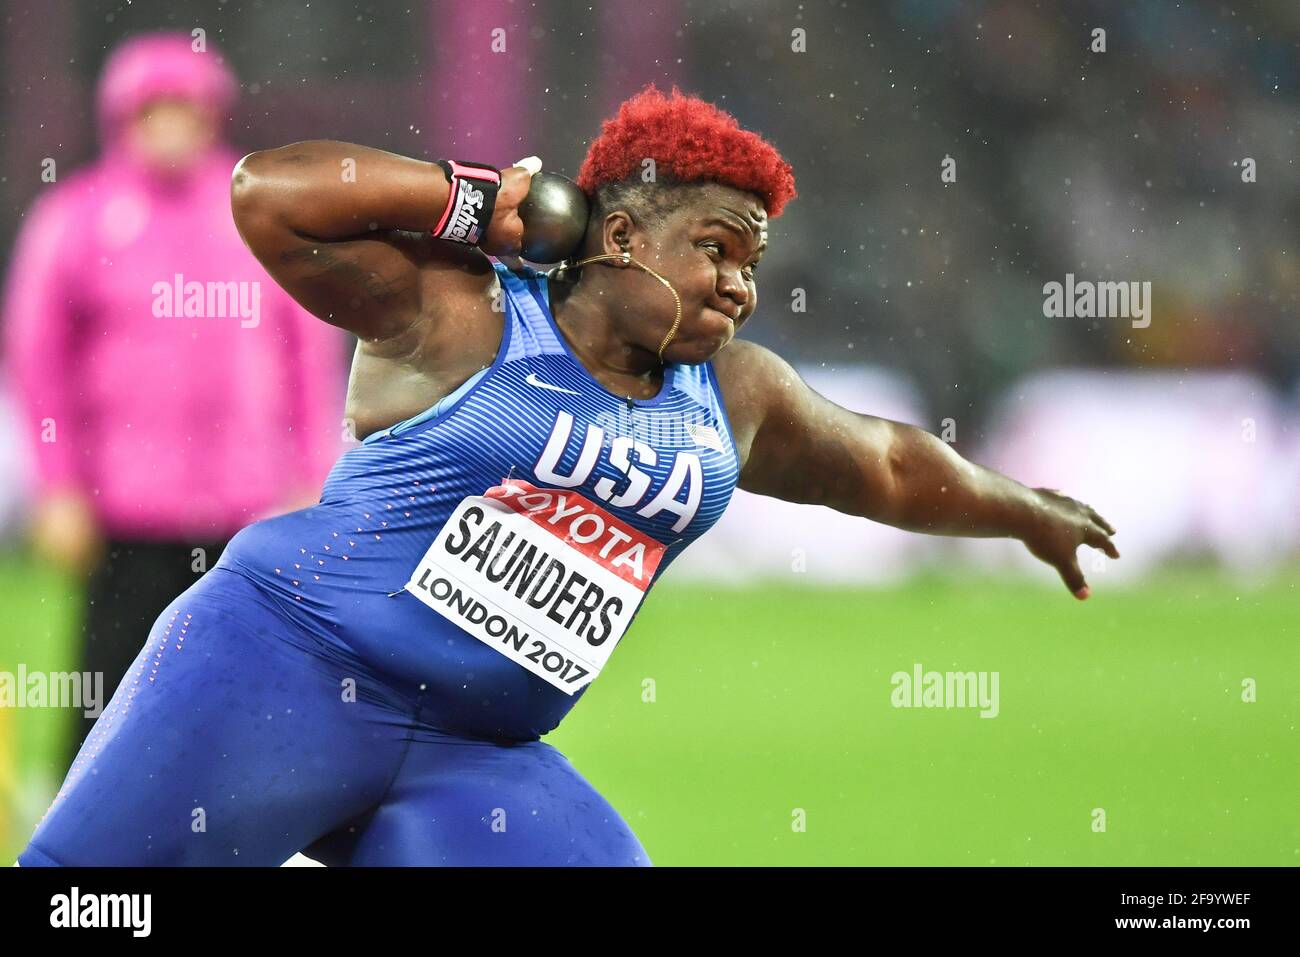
[230,141,531,341]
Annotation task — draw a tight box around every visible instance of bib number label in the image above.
[404,479,666,694]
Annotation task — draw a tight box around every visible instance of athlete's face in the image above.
[625,184,768,363]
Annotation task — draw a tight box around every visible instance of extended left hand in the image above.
[1020,488,1119,600]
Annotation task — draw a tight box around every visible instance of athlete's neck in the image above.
[548,276,667,392]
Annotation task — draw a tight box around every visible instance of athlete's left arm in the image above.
[718,340,1119,599]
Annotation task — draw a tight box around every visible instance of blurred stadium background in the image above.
[0,0,1296,864]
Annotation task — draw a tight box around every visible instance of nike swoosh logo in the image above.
[525,372,583,396]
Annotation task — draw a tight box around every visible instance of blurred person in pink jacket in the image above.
[1,32,346,768]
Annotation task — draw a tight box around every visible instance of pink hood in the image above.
[96,31,237,156]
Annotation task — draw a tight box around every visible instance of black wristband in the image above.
[432,159,502,246]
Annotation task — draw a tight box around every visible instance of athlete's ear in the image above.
[599,211,636,257]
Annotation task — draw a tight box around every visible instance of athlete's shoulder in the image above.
[490,257,546,282]
[490,258,554,305]
[711,338,801,401]
[709,338,800,451]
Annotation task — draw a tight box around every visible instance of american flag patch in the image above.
[685,422,724,453]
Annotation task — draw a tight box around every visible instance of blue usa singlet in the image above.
[214,260,741,741]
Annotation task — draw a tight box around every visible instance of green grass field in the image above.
[2,550,1296,865]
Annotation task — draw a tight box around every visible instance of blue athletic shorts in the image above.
[17,567,650,866]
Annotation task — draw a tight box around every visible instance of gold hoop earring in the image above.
[551,249,682,363]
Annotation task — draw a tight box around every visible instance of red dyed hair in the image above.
[576,84,797,218]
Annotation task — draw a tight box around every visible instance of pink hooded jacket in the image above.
[2,32,347,540]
